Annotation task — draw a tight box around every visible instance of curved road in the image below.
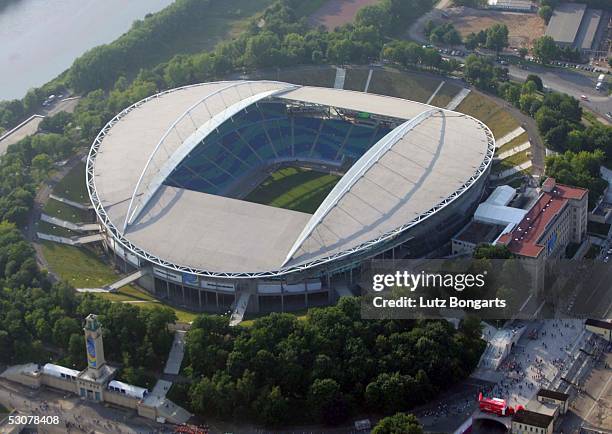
[507,64,612,122]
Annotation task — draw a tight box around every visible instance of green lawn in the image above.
[367,69,443,103]
[344,68,371,92]
[493,149,531,172]
[245,167,341,214]
[497,132,529,155]
[41,242,131,289]
[430,81,462,108]
[456,93,520,138]
[40,241,198,323]
[53,162,88,203]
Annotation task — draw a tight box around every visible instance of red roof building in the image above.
[497,179,588,260]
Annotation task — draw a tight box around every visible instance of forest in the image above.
[172,298,485,426]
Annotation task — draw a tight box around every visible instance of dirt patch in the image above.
[309,0,380,30]
[440,7,546,48]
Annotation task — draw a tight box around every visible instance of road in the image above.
[507,64,612,121]
[559,345,611,433]
[407,0,451,44]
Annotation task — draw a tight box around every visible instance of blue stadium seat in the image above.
[162,101,392,196]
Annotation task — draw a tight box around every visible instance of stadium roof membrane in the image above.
[88,81,494,276]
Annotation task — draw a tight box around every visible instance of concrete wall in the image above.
[586,324,611,341]
[8,372,41,389]
[103,390,140,410]
[137,403,158,420]
[41,376,77,394]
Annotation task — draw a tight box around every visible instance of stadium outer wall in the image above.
[87,84,495,315]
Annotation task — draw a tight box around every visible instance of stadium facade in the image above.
[87,81,495,313]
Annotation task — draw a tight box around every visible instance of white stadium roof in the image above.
[88,81,494,277]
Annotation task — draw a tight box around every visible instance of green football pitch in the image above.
[244,167,341,214]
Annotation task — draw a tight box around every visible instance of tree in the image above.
[308,378,349,424]
[532,36,558,64]
[474,244,513,259]
[522,80,538,95]
[545,150,607,205]
[327,39,353,64]
[485,24,509,54]
[538,5,553,23]
[443,27,462,46]
[372,413,423,434]
[244,32,281,68]
[525,74,544,91]
[355,4,390,34]
[52,317,81,349]
[518,47,529,59]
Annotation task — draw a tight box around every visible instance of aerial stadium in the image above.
[86,80,495,313]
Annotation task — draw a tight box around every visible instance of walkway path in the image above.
[0,115,44,156]
[426,80,445,105]
[496,142,531,160]
[142,331,191,424]
[333,67,346,89]
[490,161,533,180]
[164,331,186,376]
[471,89,545,177]
[495,127,526,148]
[229,292,251,326]
[107,269,149,291]
[36,232,103,245]
[364,69,374,92]
[40,213,99,232]
[445,88,470,110]
[49,193,93,210]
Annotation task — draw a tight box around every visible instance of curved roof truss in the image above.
[123,80,297,230]
[87,83,496,279]
[282,108,443,266]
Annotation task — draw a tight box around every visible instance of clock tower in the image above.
[83,314,106,375]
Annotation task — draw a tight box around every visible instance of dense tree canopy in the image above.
[0,221,176,380]
[372,413,424,434]
[181,298,485,426]
[545,150,607,205]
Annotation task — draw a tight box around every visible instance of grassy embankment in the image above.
[38,164,197,323]
[456,92,520,138]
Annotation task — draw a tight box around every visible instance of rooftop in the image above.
[497,179,587,258]
[512,409,554,428]
[90,81,493,275]
[42,363,79,379]
[545,3,587,45]
[585,318,612,330]
[454,220,506,245]
[537,388,570,401]
[574,8,603,50]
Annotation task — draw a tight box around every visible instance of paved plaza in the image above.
[487,319,587,407]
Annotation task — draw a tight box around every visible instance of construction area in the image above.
[439,7,547,49]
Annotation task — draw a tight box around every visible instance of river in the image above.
[0,0,174,101]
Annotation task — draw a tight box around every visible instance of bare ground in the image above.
[309,0,380,30]
[440,7,546,48]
